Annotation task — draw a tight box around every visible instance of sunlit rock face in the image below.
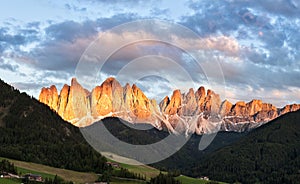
[39,77,300,134]
[66,78,89,121]
[90,77,122,117]
[49,78,90,123]
[219,100,233,116]
[280,104,300,115]
[39,85,58,111]
[57,84,70,119]
[162,89,182,116]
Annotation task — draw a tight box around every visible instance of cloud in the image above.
[217,59,300,105]
[150,8,169,17]
[0,28,26,45]
[28,36,94,71]
[0,59,19,72]
[74,27,240,92]
[64,3,87,12]
[78,0,155,6]
[230,0,300,17]
[0,26,40,54]
[45,20,97,42]
[96,30,240,57]
[181,0,300,77]
[12,81,45,90]
[5,14,138,72]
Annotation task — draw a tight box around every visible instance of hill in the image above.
[86,117,246,171]
[191,110,300,184]
[0,79,107,173]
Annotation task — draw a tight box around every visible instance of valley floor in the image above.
[0,157,222,184]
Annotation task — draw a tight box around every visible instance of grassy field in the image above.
[103,158,225,184]
[1,157,224,184]
[17,166,55,179]
[110,177,147,184]
[176,175,210,184]
[0,178,20,184]
[0,157,150,183]
[118,162,161,180]
[0,157,98,183]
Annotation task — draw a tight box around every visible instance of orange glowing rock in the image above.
[39,77,300,134]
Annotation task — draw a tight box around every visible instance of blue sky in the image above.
[0,0,300,107]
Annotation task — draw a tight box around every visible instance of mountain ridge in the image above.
[39,77,300,134]
[0,78,107,173]
[190,109,300,183]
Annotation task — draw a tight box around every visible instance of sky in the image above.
[0,0,300,107]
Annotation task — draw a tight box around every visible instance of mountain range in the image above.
[39,77,300,134]
[1,77,300,183]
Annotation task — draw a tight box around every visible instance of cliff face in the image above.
[43,78,90,123]
[39,85,58,111]
[40,77,160,128]
[39,77,300,134]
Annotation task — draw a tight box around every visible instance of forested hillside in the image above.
[192,110,300,184]
[0,79,107,173]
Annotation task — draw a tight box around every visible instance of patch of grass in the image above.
[109,160,160,180]
[0,178,20,184]
[0,157,97,183]
[17,166,55,179]
[110,177,147,184]
[176,175,208,184]
[176,175,225,184]
[107,158,225,184]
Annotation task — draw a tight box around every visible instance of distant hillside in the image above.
[87,117,246,171]
[0,79,107,173]
[191,110,300,184]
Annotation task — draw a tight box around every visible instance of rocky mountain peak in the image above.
[182,88,197,116]
[71,77,79,86]
[39,77,300,134]
[280,104,300,115]
[103,77,117,83]
[207,89,213,96]
[159,96,170,112]
[219,100,233,116]
[163,89,182,115]
[39,85,58,111]
[195,86,205,99]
